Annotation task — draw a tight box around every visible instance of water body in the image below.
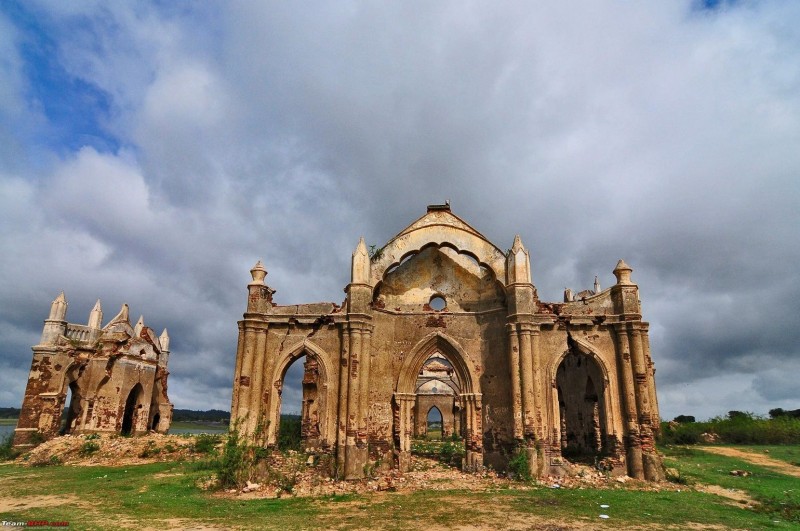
[0,423,16,440]
[0,422,228,441]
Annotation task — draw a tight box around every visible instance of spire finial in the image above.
[88,299,103,329]
[250,260,267,285]
[133,315,144,336]
[159,328,170,351]
[351,237,370,283]
[48,291,68,320]
[594,275,601,293]
[613,259,633,285]
[511,234,525,253]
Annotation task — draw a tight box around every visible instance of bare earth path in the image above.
[696,446,800,478]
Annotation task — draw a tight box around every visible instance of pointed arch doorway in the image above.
[394,332,482,471]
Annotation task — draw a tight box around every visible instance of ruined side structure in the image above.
[231,205,663,480]
[13,293,173,447]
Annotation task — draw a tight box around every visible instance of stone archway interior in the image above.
[556,351,607,461]
[413,352,461,440]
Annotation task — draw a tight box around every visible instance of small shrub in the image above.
[277,416,302,452]
[193,433,222,455]
[214,426,252,489]
[79,440,100,456]
[508,449,532,482]
[139,441,161,458]
[0,434,19,461]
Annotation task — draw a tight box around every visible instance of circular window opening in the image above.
[429,295,446,311]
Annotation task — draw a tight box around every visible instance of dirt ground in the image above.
[696,445,800,478]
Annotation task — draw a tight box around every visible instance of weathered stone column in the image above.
[530,327,544,440]
[614,325,644,479]
[463,393,483,471]
[641,326,661,428]
[335,328,350,477]
[248,328,268,440]
[630,326,664,481]
[236,324,257,429]
[230,323,246,416]
[394,392,415,472]
[344,326,363,479]
[358,327,373,449]
[507,323,523,439]
[519,324,535,439]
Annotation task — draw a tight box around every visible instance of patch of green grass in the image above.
[662,445,800,523]
[0,418,18,426]
[0,447,795,530]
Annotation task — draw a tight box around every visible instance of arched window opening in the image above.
[556,351,607,464]
[276,355,304,451]
[427,406,443,440]
[121,384,143,436]
[60,381,80,435]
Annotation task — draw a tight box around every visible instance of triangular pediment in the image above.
[392,207,491,245]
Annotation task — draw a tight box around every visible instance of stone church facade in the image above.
[231,204,663,480]
[13,293,173,447]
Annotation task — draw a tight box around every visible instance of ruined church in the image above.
[231,204,663,480]
[13,294,173,447]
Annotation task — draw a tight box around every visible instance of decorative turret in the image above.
[594,275,601,293]
[246,260,275,313]
[347,237,373,313]
[505,235,537,315]
[613,259,633,285]
[249,260,267,286]
[507,235,532,285]
[40,291,68,345]
[133,315,144,337]
[88,299,103,329]
[159,328,170,352]
[159,328,170,367]
[563,288,574,302]
[48,291,68,320]
[351,237,370,284]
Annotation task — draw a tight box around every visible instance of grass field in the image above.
[0,445,797,529]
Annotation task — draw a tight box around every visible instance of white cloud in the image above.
[1,1,798,418]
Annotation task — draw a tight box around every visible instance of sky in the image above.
[0,1,798,421]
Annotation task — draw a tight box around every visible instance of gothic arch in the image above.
[370,227,508,287]
[264,339,333,447]
[547,335,618,455]
[397,332,479,395]
[395,331,483,470]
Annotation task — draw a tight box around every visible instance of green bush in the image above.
[508,449,532,482]
[214,425,252,489]
[192,433,221,455]
[0,433,18,461]
[277,415,302,452]
[659,415,800,445]
[79,440,100,456]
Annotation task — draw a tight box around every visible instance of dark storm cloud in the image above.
[0,1,798,419]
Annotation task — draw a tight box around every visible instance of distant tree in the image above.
[727,410,752,420]
[673,415,696,423]
[770,408,800,419]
